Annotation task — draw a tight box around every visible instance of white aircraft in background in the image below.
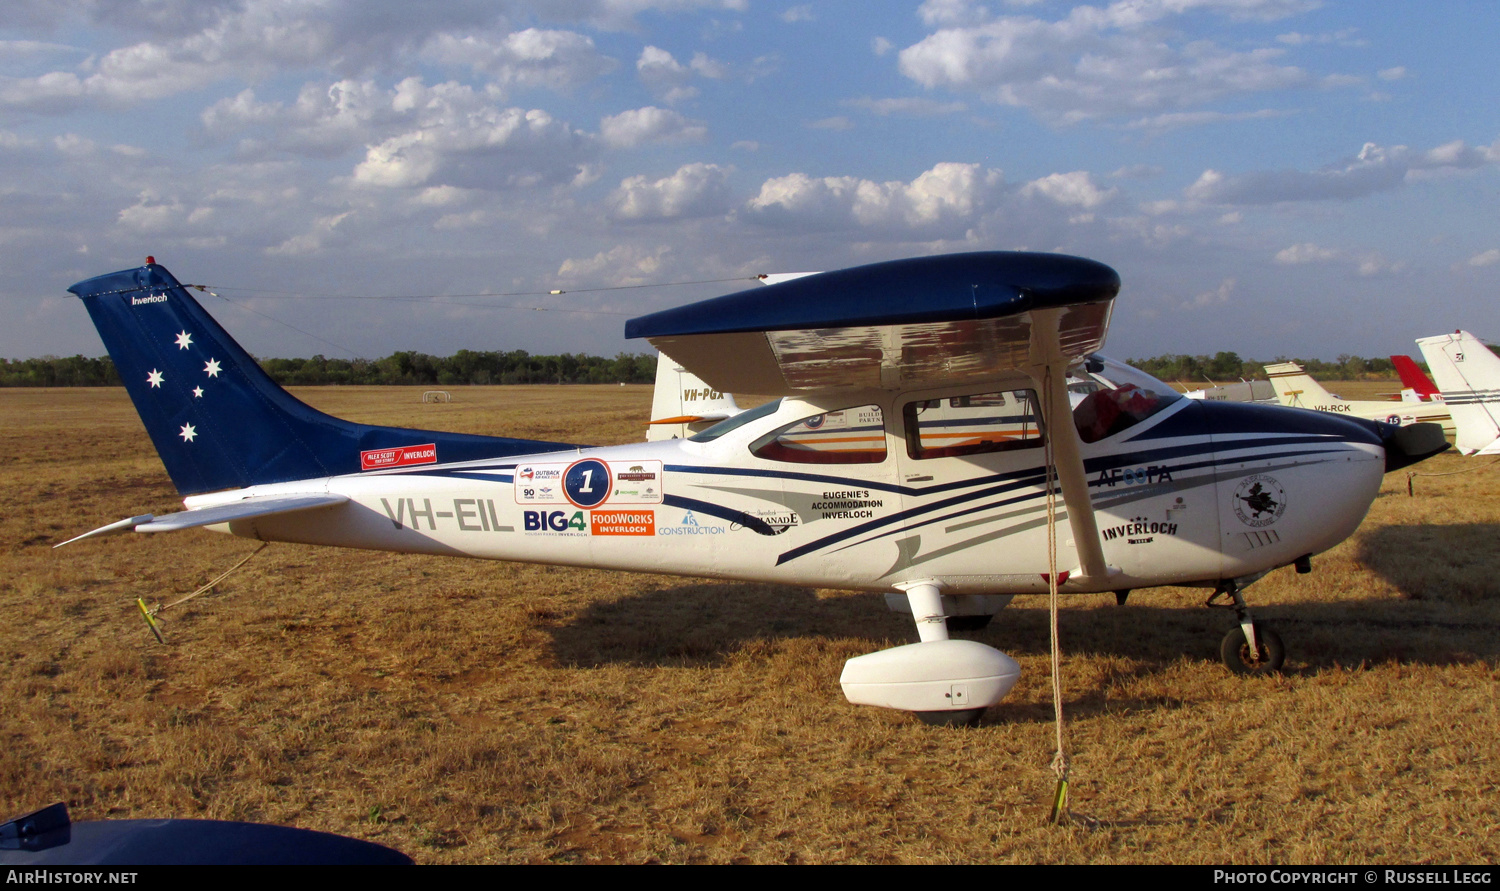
[645,350,742,441]
[1264,361,1454,435]
[1416,330,1500,456]
[58,253,1446,725]
[1180,379,1276,404]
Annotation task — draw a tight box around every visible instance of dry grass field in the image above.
[2,384,1496,864]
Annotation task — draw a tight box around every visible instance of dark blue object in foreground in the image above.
[0,802,411,865]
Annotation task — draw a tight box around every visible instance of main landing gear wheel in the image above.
[1219,623,1284,675]
[914,707,986,727]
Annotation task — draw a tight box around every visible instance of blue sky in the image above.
[3,0,1497,366]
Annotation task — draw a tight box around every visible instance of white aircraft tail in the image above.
[1415,330,1500,455]
[1263,361,1338,409]
[646,349,741,441]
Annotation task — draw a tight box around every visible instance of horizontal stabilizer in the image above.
[56,494,348,547]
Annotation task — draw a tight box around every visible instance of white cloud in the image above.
[1187,140,1500,205]
[1020,171,1118,208]
[918,0,992,28]
[556,243,673,285]
[807,116,854,130]
[844,96,967,116]
[1123,108,1291,133]
[634,45,725,103]
[421,28,616,92]
[1466,249,1500,268]
[351,80,597,191]
[743,161,1004,233]
[608,162,732,220]
[1274,243,1340,264]
[267,211,353,256]
[1182,278,1234,310]
[0,3,741,112]
[872,37,894,56]
[1377,66,1406,82]
[780,5,814,23]
[600,106,707,148]
[116,191,189,233]
[897,1,1329,122]
[1274,242,1405,276]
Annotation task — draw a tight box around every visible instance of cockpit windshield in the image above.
[1070,354,1182,443]
[688,398,783,443]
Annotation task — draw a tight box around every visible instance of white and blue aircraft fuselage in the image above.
[61,253,1446,724]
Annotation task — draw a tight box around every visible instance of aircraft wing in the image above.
[626,252,1118,394]
[55,493,349,547]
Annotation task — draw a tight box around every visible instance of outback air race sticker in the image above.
[1233,474,1287,528]
[515,460,662,506]
[361,443,437,471]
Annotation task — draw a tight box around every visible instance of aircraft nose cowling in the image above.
[1363,419,1450,473]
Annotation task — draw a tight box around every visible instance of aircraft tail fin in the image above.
[1390,355,1440,401]
[645,348,740,441]
[1263,361,1337,409]
[70,261,573,495]
[1416,330,1500,455]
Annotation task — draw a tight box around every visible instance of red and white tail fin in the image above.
[1416,330,1500,455]
[1390,355,1441,401]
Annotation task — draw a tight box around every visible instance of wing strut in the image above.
[1030,308,1109,582]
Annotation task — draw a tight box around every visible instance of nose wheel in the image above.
[1206,576,1285,675]
[1219,623,1284,674]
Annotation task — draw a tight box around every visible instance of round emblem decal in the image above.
[1232,474,1287,528]
[563,458,611,509]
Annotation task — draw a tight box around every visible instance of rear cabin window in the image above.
[904,390,1043,460]
[750,405,887,464]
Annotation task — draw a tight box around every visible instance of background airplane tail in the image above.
[1263,361,1337,408]
[71,261,572,495]
[1390,355,1440,401]
[645,348,740,441]
[1416,330,1500,455]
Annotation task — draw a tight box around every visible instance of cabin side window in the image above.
[904,390,1044,460]
[749,405,887,464]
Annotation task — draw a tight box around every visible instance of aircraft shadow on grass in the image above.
[1355,523,1500,605]
[545,575,1498,693]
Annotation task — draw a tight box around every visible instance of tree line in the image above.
[0,350,658,387]
[10,348,1495,389]
[1125,352,1405,386]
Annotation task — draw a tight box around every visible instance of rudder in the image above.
[71,261,574,495]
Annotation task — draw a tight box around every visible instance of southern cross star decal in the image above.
[147,369,164,388]
[174,331,193,350]
[192,386,204,398]
[179,423,197,442]
[204,358,221,377]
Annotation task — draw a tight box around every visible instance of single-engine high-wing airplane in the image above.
[1416,330,1500,456]
[1264,361,1454,435]
[60,253,1448,725]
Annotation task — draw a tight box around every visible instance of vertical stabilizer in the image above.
[1390,355,1440,401]
[1416,331,1500,455]
[70,261,573,495]
[1263,361,1338,409]
[645,349,741,441]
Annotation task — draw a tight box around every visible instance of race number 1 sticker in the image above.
[564,458,611,509]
